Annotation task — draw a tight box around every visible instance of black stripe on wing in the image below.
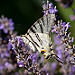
[35,33,43,45]
[46,15,49,32]
[33,24,37,30]
[27,32,40,47]
[23,35,38,51]
[27,14,54,34]
[41,17,45,26]
[29,27,36,33]
[37,20,43,33]
[27,24,43,45]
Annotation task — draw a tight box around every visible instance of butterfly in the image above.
[21,13,63,63]
[20,13,64,64]
[21,13,56,59]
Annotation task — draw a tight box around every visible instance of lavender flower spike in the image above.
[42,0,58,16]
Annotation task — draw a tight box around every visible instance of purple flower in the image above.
[52,21,71,37]
[0,15,18,75]
[69,15,75,21]
[51,62,57,71]
[0,24,4,30]
[0,16,14,34]
[42,0,58,16]
[53,34,61,45]
[32,53,38,64]
[17,61,24,67]
[0,64,4,71]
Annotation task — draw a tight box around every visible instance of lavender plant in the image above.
[9,35,59,75]
[42,0,75,75]
[0,16,18,75]
[1,0,75,75]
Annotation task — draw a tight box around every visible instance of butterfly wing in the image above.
[27,14,55,34]
[21,14,55,56]
[21,14,64,63]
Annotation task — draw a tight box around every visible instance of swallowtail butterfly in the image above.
[21,13,63,63]
[21,14,56,59]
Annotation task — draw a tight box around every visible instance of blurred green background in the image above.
[0,0,75,42]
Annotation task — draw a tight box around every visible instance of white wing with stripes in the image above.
[28,14,55,33]
[21,14,55,58]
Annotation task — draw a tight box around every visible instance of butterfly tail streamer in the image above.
[46,53,64,64]
[54,54,64,64]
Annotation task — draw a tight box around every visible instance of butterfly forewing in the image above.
[27,14,55,34]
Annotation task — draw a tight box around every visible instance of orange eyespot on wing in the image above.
[41,49,46,54]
